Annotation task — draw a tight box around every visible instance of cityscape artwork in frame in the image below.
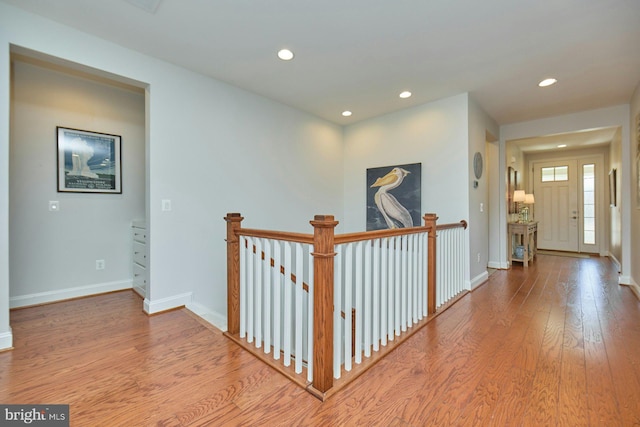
[56,126,122,193]
[366,163,421,231]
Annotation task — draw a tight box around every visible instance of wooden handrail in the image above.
[334,225,433,245]
[235,228,314,244]
[436,219,468,231]
[235,220,466,245]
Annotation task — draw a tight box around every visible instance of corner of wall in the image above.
[0,329,12,351]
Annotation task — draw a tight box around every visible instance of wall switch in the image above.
[477,253,481,263]
[161,199,172,211]
[96,259,105,270]
[480,202,484,212]
[49,201,60,212]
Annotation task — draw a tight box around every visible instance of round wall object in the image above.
[473,152,483,179]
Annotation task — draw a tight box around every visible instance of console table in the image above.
[508,221,538,267]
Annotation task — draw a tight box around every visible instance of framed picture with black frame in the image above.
[56,126,122,193]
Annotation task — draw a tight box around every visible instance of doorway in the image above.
[532,154,604,254]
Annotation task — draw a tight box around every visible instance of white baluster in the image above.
[240,236,247,338]
[255,238,262,348]
[283,241,292,366]
[394,236,401,337]
[373,239,380,352]
[401,235,408,332]
[388,237,395,341]
[247,237,254,343]
[355,241,363,364]
[273,240,281,360]
[380,238,388,346]
[263,239,271,354]
[333,244,342,379]
[364,240,371,358]
[344,243,353,371]
[295,243,303,374]
[408,234,414,325]
[307,245,314,382]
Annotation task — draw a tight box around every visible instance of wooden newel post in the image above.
[225,213,244,335]
[310,214,338,394]
[423,213,438,315]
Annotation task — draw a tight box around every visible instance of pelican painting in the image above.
[367,163,421,231]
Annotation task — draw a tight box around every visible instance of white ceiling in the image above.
[509,126,619,153]
[2,0,639,129]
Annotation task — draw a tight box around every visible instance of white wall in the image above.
[0,36,10,350]
[468,97,499,287]
[630,81,640,292]
[0,3,344,346]
[9,58,145,306]
[500,105,631,279]
[609,128,623,265]
[343,93,470,230]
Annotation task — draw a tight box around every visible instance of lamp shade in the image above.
[524,193,535,204]
[513,190,526,203]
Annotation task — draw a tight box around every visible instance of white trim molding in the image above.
[143,292,192,315]
[620,276,640,301]
[488,260,509,270]
[610,253,622,273]
[186,302,227,331]
[0,328,13,351]
[9,280,132,309]
[470,271,489,290]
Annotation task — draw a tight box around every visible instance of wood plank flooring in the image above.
[1,254,639,426]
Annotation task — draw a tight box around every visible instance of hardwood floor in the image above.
[1,254,639,426]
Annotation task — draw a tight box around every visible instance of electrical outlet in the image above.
[161,199,172,211]
[96,259,105,270]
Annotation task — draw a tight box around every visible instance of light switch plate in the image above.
[49,201,60,212]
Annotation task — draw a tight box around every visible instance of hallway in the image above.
[1,254,638,425]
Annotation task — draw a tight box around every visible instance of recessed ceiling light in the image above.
[399,91,412,99]
[557,144,567,148]
[342,111,352,117]
[277,49,294,61]
[538,78,557,87]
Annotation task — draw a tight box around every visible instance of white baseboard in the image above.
[470,271,489,290]
[0,328,13,351]
[132,285,145,298]
[620,276,640,301]
[187,301,227,331]
[610,253,622,272]
[9,280,132,309]
[488,260,508,269]
[144,292,192,315]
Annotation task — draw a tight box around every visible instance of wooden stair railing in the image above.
[225,212,466,400]
[247,239,356,356]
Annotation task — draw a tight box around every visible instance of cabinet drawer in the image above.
[132,228,147,244]
[133,241,147,266]
[133,262,146,287]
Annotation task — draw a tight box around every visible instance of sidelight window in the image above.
[583,164,595,245]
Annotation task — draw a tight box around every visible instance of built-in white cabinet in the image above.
[131,220,147,297]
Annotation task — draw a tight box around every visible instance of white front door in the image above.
[533,160,579,251]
